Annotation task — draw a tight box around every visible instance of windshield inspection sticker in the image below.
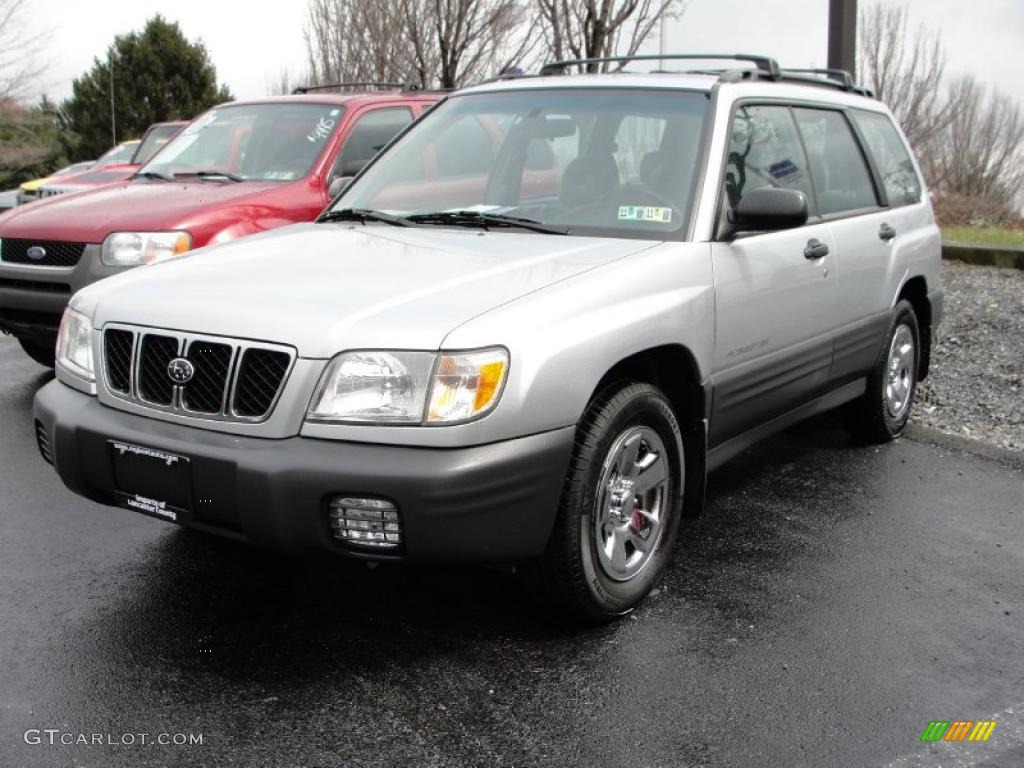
[618,206,672,223]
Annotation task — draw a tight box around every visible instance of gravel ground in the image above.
[915,260,1023,452]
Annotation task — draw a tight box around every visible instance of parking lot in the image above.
[1,334,1021,767]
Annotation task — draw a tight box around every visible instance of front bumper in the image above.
[0,244,121,343]
[34,381,575,562]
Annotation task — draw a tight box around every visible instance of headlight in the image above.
[308,347,508,425]
[308,351,435,423]
[101,231,191,267]
[56,308,94,381]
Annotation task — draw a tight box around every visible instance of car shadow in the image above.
[61,412,876,685]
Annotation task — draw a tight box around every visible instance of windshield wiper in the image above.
[319,208,412,227]
[132,170,173,182]
[406,210,569,235]
[174,170,245,183]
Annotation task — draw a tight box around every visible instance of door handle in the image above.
[879,223,897,241]
[804,238,829,260]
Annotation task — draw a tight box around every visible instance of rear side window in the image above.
[793,108,878,216]
[851,110,922,206]
[725,105,816,215]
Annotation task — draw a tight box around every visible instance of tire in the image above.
[17,337,56,368]
[538,381,685,622]
[844,299,920,443]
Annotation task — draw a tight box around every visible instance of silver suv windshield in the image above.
[331,88,707,238]
[138,103,345,182]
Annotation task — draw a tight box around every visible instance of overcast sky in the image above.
[25,0,1024,109]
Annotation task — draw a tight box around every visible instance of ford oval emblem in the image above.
[26,245,47,261]
[167,358,195,384]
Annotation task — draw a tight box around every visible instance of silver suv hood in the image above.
[80,223,654,357]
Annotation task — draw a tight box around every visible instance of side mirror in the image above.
[725,187,808,238]
[327,176,352,199]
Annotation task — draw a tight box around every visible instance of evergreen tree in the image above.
[60,16,232,160]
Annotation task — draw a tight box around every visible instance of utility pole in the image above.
[108,48,116,146]
[828,0,857,75]
[659,13,667,62]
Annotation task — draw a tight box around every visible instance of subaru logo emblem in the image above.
[26,246,47,261]
[167,358,195,384]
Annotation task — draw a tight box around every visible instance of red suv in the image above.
[0,87,441,364]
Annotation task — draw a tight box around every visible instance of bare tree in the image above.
[0,0,46,100]
[266,68,296,96]
[405,0,539,88]
[303,0,537,90]
[929,75,1024,205]
[535,0,685,73]
[305,0,418,86]
[857,1,952,152]
[859,1,1024,208]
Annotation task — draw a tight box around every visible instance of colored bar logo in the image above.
[920,720,997,742]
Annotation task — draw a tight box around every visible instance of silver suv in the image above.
[34,55,942,620]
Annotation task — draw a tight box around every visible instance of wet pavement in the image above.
[0,334,1021,768]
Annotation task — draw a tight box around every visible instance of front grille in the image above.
[234,349,292,417]
[35,420,53,465]
[104,329,134,394]
[102,325,294,422]
[138,334,180,405]
[182,341,233,414]
[0,238,86,267]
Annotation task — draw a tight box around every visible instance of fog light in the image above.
[329,497,401,548]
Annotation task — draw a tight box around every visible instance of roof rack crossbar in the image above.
[540,53,781,79]
[291,82,417,94]
[776,72,873,97]
[780,68,855,89]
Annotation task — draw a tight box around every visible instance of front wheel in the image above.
[538,381,685,621]
[845,299,920,442]
[17,337,56,368]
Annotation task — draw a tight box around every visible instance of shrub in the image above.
[931,192,1024,230]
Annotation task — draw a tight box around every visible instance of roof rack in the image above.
[291,82,418,94]
[536,54,874,98]
[540,53,781,79]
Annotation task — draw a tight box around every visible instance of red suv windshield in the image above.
[139,103,345,182]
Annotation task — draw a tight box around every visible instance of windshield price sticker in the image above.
[618,205,672,223]
[307,116,336,143]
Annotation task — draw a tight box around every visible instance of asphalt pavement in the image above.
[0,334,1021,768]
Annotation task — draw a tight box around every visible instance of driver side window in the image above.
[332,108,413,181]
[726,105,816,216]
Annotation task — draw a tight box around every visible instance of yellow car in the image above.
[18,140,140,203]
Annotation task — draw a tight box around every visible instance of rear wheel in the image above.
[538,381,684,621]
[17,337,55,368]
[845,299,919,442]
